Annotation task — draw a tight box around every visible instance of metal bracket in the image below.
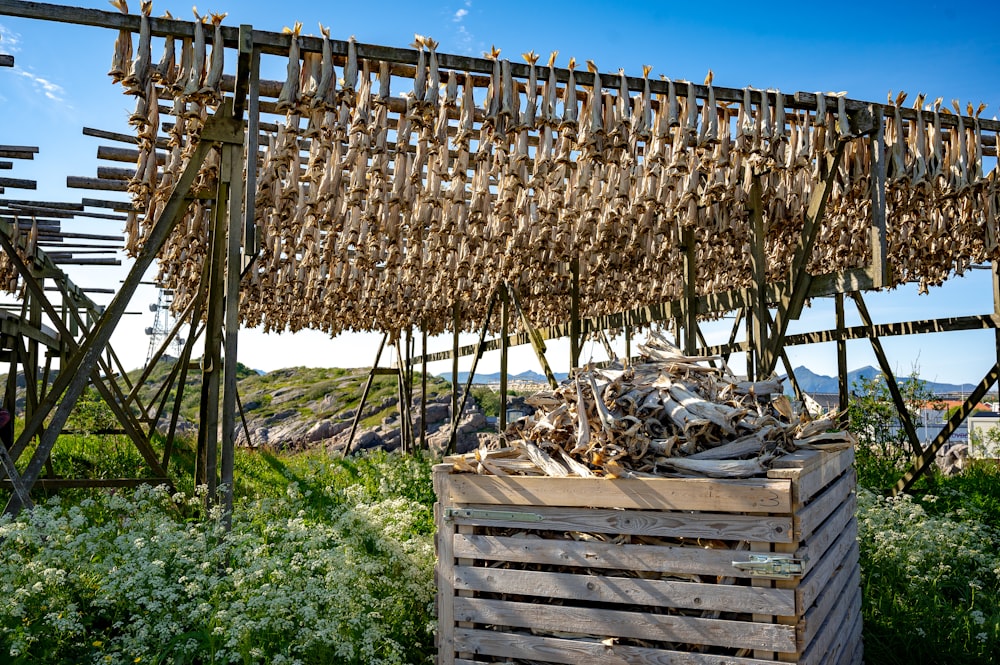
[443,507,543,523]
[732,554,805,579]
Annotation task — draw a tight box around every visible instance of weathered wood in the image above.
[448,291,499,454]
[452,565,797,615]
[435,502,457,665]
[454,629,790,665]
[345,332,388,454]
[0,177,36,189]
[795,529,858,611]
[447,502,794,542]
[851,291,924,457]
[97,145,167,164]
[453,533,770,579]
[0,54,13,67]
[66,176,128,192]
[769,447,854,505]
[1,110,223,516]
[799,554,860,649]
[800,579,862,665]
[453,597,798,653]
[794,469,855,542]
[868,105,888,288]
[894,361,999,494]
[83,126,170,150]
[443,472,793,513]
[836,293,848,426]
[796,495,856,579]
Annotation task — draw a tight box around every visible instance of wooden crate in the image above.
[434,447,862,665]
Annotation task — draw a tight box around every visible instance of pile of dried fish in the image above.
[448,331,853,479]
[99,10,1000,338]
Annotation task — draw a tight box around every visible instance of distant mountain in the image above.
[783,365,979,395]
[440,370,569,386]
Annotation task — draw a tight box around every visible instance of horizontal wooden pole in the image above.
[0,177,36,189]
[0,477,171,490]
[0,160,12,169]
[97,166,135,181]
[98,145,166,165]
[0,54,13,67]
[67,176,128,192]
[82,197,134,211]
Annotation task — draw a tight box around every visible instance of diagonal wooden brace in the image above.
[2,105,241,516]
[851,291,924,459]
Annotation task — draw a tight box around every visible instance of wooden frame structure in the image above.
[0,0,998,518]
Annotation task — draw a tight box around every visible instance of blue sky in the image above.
[1,0,999,384]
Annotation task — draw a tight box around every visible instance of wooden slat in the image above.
[800,586,862,665]
[449,502,794,543]
[455,533,770,579]
[794,468,855,541]
[454,628,788,665]
[843,613,864,665]
[796,495,857,578]
[769,448,854,505]
[796,531,858,611]
[443,472,793,513]
[452,565,796,615]
[453,597,799,653]
[799,562,860,650]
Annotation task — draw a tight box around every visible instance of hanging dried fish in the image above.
[276,22,302,112]
[108,0,132,84]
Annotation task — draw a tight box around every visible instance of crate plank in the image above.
[454,628,789,665]
[797,526,858,610]
[799,580,862,665]
[453,597,799,652]
[769,449,854,505]
[443,472,794,513]
[435,502,457,665]
[799,560,861,648]
[795,469,855,541]
[448,503,794,542]
[769,449,826,472]
[796,496,857,577]
[454,533,769,579]
[452,565,797,615]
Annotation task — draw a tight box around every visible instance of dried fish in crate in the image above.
[449,335,851,480]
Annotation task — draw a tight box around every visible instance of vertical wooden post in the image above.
[499,287,509,433]
[197,170,228,496]
[420,325,428,451]
[570,257,580,370]
[868,104,888,288]
[682,227,698,356]
[836,293,849,428]
[243,35,261,262]
[749,175,768,377]
[221,138,245,520]
[624,320,631,364]
[451,302,460,440]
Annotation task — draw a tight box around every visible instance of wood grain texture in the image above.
[452,565,796,615]
[796,495,857,578]
[443,472,793,513]
[454,533,769,579]
[454,628,790,665]
[448,502,794,542]
[795,469,855,541]
[453,597,798,653]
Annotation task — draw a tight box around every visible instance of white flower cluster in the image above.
[857,487,1000,656]
[0,482,435,664]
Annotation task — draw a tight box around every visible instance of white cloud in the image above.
[453,8,468,21]
[0,23,22,53]
[17,68,66,103]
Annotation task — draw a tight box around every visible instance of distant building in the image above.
[968,412,1000,459]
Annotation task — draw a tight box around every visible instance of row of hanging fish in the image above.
[103,9,1000,337]
[447,331,853,479]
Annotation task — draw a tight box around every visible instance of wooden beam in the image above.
[762,140,848,375]
[1,107,227,516]
[894,362,999,494]
[868,105,888,288]
[0,54,13,67]
[448,290,499,455]
[67,176,129,192]
[851,291,924,458]
[345,332,388,455]
[570,258,580,369]
[836,293,849,428]
[0,177,36,190]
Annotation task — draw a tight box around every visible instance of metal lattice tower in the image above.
[144,288,184,367]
